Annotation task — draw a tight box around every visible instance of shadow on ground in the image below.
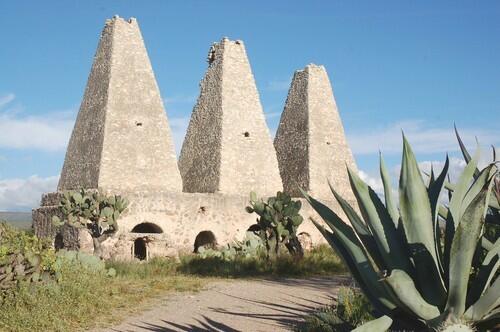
[121,276,352,331]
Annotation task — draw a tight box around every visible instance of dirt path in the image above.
[99,276,351,332]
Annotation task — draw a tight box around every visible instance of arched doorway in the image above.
[134,238,147,260]
[54,233,64,250]
[131,222,163,234]
[193,230,217,253]
[131,222,162,261]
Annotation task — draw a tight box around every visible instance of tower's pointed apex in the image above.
[58,17,182,192]
[179,38,282,195]
[274,64,357,201]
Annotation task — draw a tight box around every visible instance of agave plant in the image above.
[450,126,499,247]
[303,136,499,331]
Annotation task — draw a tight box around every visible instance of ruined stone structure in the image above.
[179,38,282,196]
[33,16,357,260]
[58,17,182,192]
[274,64,357,201]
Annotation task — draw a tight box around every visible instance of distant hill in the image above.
[0,211,32,230]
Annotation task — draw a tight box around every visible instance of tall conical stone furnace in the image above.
[179,38,282,196]
[58,16,182,192]
[274,64,357,201]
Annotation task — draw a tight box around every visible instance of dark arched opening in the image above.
[193,230,217,253]
[131,222,163,234]
[54,233,64,250]
[134,238,147,260]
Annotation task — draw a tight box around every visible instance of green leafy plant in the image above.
[197,231,264,261]
[246,191,304,258]
[299,287,374,332]
[451,127,499,252]
[0,223,57,296]
[303,135,499,331]
[52,189,128,257]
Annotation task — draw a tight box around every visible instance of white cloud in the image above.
[0,93,15,108]
[358,156,471,205]
[0,175,59,211]
[347,120,499,155]
[417,157,467,184]
[359,170,384,194]
[0,112,74,151]
[0,94,75,151]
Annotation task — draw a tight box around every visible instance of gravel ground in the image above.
[98,276,351,332]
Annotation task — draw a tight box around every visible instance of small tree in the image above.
[246,191,304,258]
[52,189,128,258]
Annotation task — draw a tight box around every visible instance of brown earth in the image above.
[98,276,351,332]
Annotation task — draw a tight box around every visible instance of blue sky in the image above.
[0,1,499,210]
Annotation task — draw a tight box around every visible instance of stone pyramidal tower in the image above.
[179,38,282,195]
[274,64,357,201]
[58,16,182,192]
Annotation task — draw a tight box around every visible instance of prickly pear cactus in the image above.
[246,191,304,258]
[52,189,128,257]
[0,223,55,293]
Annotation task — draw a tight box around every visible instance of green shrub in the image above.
[0,223,57,295]
[106,257,178,279]
[299,287,373,332]
[180,244,345,277]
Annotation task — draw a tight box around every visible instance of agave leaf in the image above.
[475,312,500,332]
[455,125,480,177]
[467,252,499,308]
[380,153,399,227]
[446,185,491,318]
[489,194,500,210]
[438,205,449,220]
[399,135,446,306]
[328,183,386,270]
[301,189,360,245]
[483,238,500,265]
[462,165,497,218]
[464,276,500,321]
[383,269,441,320]
[311,219,396,314]
[448,147,480,228]
[351,315,393,332]
[348,167,411,273]
[428,155,449,274]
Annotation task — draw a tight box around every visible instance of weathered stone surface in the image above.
[34,190,339,260]
[179,38,282,196]
[274,64,357,201]
[33,18,359,261]
[58,16,182,192]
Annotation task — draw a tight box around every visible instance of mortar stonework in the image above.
[34,191,345,259]
[33,17,359,261]
[58,17,182,192]
[179,38,283,196]
[275,64,357,202]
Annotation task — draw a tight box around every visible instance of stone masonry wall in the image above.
[275,64,358,202]
[33,191,353,260]
[178,42,224,193]
[58,16,182,193]
[57,19,113,190]
[179,38,283,196]
[274,69,310,196]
